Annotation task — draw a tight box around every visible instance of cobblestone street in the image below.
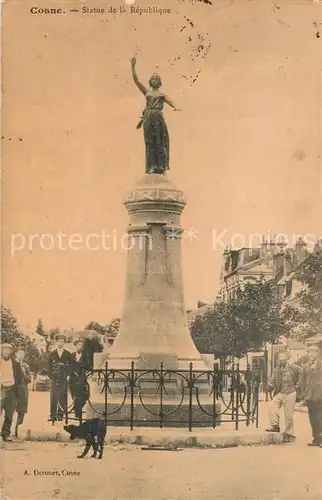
[1,439,321,500]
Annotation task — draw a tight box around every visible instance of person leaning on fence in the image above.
[265,349,301,443]
[299,345,322,448]
[48,334,72,422]
[0,343,23,442]
[14,348,31,438]
[69,338,91,421]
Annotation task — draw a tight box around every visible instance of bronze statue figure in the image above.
[130,57,181,174]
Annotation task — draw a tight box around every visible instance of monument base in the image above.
[93,353,209,372]
[84,396,221,428]
[90,355,212,397]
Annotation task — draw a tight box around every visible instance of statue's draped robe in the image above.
[142,94,170,174]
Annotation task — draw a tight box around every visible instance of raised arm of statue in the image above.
[164,95,182,111]
[130,57,147,96]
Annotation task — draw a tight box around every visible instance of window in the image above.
[285,280,292,297]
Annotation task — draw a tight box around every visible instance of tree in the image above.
[1,306,26,347]
[84,318,121,355]
[1,306,41,372]
[37,350,51,375]
[190,278,289,358]
[85,319,120,338]
[283,249,322,341]
[190,300,232,356]
[36,318,46,337]
[85,321,106,336]
[24,337,41,374]
[106,318,120,338]
[49,327,61,341]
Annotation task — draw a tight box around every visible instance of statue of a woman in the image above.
[130,57,181,174]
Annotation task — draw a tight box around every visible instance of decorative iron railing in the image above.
[49,362,260,431]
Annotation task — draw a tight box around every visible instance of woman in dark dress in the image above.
[131,57,181,174]
[14,348,31,437]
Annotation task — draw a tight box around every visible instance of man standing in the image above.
[48,334,72,422]
[266,349,301,442]
[0,343,23,441]
[14,348,31,438]
[300,345,322,447]
[69,338,90,421]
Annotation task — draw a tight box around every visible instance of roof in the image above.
[224,252,274,279]
[277,272,295,285]
[187,304,213,323]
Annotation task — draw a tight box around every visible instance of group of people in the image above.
[265,345,322,447]
[0,334,91,441]
[0,343,31,441]
[1,338,321,444]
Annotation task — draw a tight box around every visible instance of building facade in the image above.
[217,236,310,303]
[187,236,320,374]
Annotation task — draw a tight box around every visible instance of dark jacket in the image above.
[69,352,90,398]
[12,358,24,388]
[16,361,31,414]
[300,360,322,402]
[268,363,302,396]
[70,352,90,371]
[69,352,90,383]
[48,349,72,380]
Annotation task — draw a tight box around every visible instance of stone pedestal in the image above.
[86,174,215,425]
[95,173,208,372]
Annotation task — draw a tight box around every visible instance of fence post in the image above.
[251,374,256,425]
[79,364,85,424]
[130,361,135,431]
[65,365,69,425]
[212,362,217,428]
[264,344,268,402]
[231,362,235,422]
[104,362,108,429]
[160,362,164,429]
[188,362,193,432]
[235,363,240,431]
[255,373,259,428]
[246,363,251,427]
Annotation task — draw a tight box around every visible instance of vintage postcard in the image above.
[1,0,322,498]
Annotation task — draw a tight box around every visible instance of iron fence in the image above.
[49,362,260,431]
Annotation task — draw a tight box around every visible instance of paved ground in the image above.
[1,392,321,500]
[1,440,321,500]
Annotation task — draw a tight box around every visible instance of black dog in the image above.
[64,418,107,459]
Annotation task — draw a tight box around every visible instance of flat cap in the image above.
[73,338,85,346]
[55,334,66,341]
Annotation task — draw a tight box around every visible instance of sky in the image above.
[2,0,322,333]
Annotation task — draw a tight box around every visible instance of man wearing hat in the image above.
[69,338,90,421]
[0,343,23,441]
[300,345,322,447]
[48,334,72,421]
[266,349,302,442]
